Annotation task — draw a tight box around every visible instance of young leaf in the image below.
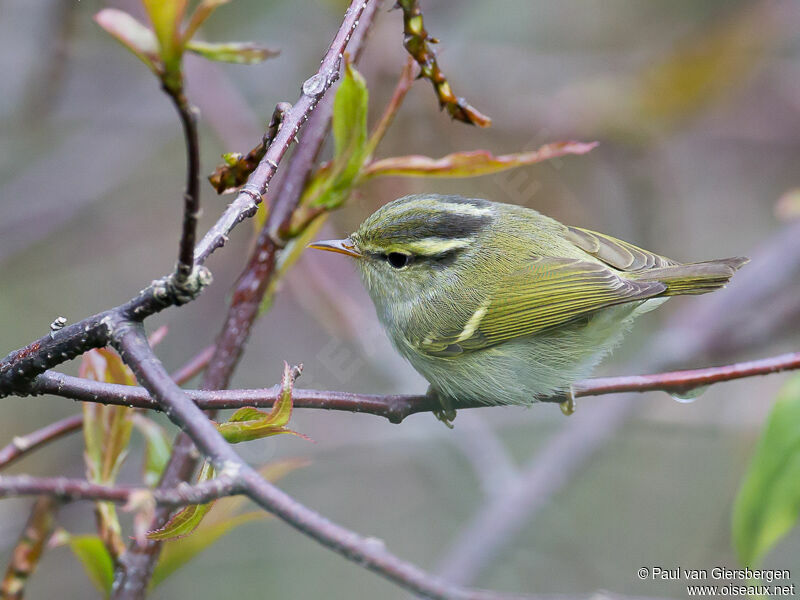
[215,363,311,444]
[151,512,265,588]
[131,414,173,487]
[332,56,369,178]
[186,40,279,65]
[93,9,159,73]
[142,0,187,70]
[147,462,216,541]
[732,375,800,566]
[360,142,599,180]
[150,458,308,588]
[67,535,114,596]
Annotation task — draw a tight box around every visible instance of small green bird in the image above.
[309,194,746,420]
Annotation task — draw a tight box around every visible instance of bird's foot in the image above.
[428,387,456,428]
[559,387,576,416]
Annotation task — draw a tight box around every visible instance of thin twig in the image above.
[364,56,416,158]
[0,415,83,470]
[0,474,238,507]
[168,89,201,283]
[23,351,800,422]
[170,344,214,385]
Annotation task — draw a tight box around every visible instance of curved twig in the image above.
[0,414,83,470]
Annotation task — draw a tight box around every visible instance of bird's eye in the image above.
[385,252,411,269]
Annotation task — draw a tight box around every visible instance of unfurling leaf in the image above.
[216,362,311,444]
[94,9,159,73]
[186,40,279,64]
[151,458,309,588]
[332,56,369,182]
[66,535,114,595]
[732,375,800,567]
[131,414,173,487]
[360,141,598,180]
[147,462,216,541]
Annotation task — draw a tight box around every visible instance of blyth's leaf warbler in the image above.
[309,194,747,420]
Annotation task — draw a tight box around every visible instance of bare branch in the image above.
[23,351,800,422]
[0,415,83,470]
[0,474,238,507]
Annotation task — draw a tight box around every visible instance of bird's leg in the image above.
[427,386,456,428]
[559,385,576,416]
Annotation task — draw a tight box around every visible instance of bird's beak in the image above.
[307,238,361,258]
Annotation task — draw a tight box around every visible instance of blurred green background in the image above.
[1,0,799,597]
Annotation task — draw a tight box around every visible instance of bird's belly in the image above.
[397,302,648,406]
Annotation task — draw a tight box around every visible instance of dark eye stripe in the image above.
[385,213,491,242]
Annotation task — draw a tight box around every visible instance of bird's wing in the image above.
[565,226,677,271]
[414,256,666,357]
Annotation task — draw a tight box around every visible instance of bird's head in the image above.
[308,194,496,307]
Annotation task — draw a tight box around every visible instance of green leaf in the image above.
[147,462,216,541]
[150,458,308,588]
[216,363,311,444]
[186,40,279,65]
[151,512,265,588]
[360,141,599,180]
[68,535,114,596]
[93,9,159,73]
[131,415,173,487]
[332,57,369,172]
[732,375,800,567]
[142,0,187,69]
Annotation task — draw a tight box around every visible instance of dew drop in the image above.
[669,385,709,403]
[302,74,326,96]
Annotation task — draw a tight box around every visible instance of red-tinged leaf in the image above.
[94,9,159,73]
[186,40,279,65]
[78,348,136,386]
[360,141,599,180]
[66,535,114,595]
[147,462,215,541]
[183,0,232,43]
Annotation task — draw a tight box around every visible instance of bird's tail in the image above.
[628,256,749,296]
